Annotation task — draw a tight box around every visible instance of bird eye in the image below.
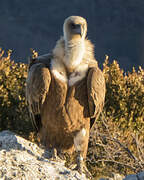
[71,23,76,29]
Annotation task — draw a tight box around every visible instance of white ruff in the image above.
[52,70,67,83]
[50,60,67,83]
[71,42,85,68]
[68,64,88,86]
[64,40,85,70]
[74,128,86,152]
[69,75,84,86]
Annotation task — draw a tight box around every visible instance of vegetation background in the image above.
[0,0,144,71]
[0,0,144,178]
[0,50,143,178]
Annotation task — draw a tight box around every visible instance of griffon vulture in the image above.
[26,16,106,176]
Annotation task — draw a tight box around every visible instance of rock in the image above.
[1,130,144,180]
[0,130,87,180]
[99,171,144,180]
[137,171,144,179]
[124,171,144,180]
[123,174,137,180]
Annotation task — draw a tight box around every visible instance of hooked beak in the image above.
[73,24,83,37]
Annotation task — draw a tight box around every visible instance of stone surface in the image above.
[124,171,144,180]
[0,130,87,180]
[123,174,137,180]
[137,171,144,179]
[0,130,144,180]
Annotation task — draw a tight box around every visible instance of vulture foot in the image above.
[50,148,65,161]
[74,152,92,179]
[50,148,60,161]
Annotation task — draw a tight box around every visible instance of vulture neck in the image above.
[64,38,85,73]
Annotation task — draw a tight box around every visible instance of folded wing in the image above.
[26,55,52,131]
[87,67,106,128]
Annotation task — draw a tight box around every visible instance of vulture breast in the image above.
[39,72,90,153]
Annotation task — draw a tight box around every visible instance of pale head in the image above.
[63,16,87,41]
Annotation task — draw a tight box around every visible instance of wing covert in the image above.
[26,59,51,131]
[87,67,106,128]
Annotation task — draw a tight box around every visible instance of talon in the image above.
[50,148,65,162]
[52,148,58,159]
[58,152,66,161]
[75,164,92,179]
[74,152,92,178]
[74,163,92,179]
[50,148,59,160]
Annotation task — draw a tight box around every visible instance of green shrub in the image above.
[0,49,32,136]
[103,56,144,133]
[88,56,144,178]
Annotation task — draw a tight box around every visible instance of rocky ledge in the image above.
[0,130,143,180]
[0,130,87,180]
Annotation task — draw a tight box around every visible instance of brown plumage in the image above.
[26,16,106,176]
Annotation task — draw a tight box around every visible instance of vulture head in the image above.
[63,16,87,41]
[62,16,88,72]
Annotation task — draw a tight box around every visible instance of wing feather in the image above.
[26,59,51,131]
[87,67,106,128]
